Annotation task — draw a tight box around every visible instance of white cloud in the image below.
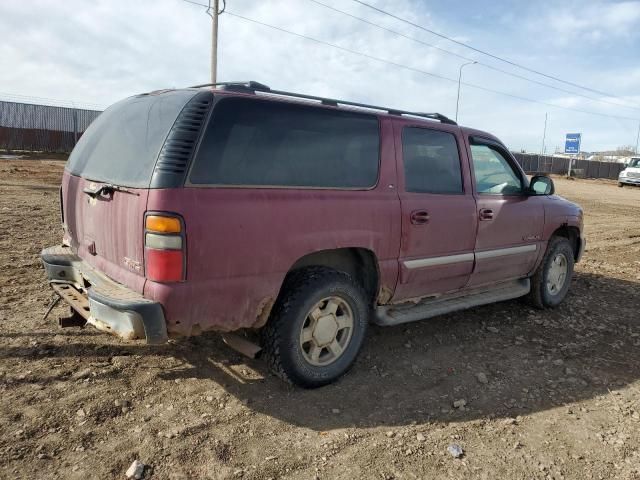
[0,0,638,152]
[541,1,640,44]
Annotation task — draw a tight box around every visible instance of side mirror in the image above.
[529,175,555,195]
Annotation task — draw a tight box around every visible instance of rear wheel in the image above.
[528,236,574,309]
[261,267,369,388]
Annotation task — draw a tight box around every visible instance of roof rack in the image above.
[189,81,458,125]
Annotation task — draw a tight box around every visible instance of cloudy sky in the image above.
[1,0,639,152]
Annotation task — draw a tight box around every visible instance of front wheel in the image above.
[261,267,369,388]
[618,182,624,187]
[528,236,575,309]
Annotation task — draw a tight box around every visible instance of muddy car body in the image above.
[42,81,585,387]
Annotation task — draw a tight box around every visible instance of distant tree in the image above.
[615,145,635,156]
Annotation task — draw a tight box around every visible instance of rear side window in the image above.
[66,90,197,188]
[189,98,380,188]
[402,127,463,194]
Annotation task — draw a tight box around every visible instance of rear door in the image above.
[393,121,477,300]
[466,136,545,287]
[63,175,149,293]
[62,90,198,293]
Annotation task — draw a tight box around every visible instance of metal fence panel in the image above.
[0,100,102,153]
[586,161,598,178]
[512,152,623,180]
[610,163,624,179]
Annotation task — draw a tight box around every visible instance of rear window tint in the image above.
[66,90,196,188]
[189,98,380,188]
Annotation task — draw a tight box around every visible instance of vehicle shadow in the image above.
[2,271,638,431]
[159,270,639,430]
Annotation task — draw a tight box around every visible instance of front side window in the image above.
[470,144,523,195]
[189,98,380,188]
[401,127,463,194]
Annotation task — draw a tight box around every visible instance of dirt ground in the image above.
[1,159,639,480]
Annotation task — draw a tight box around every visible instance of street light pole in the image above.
[541,112,548,155]
[455,61,477,123]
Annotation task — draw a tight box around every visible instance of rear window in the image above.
[189,97,380,188]
[66,90,197,188]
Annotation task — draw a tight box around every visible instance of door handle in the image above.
[479,208,494,221]
[410,210,430,225]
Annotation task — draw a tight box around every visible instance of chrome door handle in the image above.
[410,210,430,225]
[479,208,494,220]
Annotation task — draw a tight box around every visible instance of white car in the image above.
[619,158,640,187]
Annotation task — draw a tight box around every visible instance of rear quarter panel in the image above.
[144,117,401,335]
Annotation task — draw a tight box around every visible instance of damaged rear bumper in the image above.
[41,245,168,344]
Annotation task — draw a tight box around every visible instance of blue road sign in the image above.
[564,133,581,154]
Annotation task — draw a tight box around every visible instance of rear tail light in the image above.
[144,213,185,282]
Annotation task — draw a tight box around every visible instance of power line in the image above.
[179,0,638,121]
[308,0,640,113]
[217,9,638,122]
[181,0,209,7]
[351,0,640,109]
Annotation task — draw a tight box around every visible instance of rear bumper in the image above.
[41,245,168,344]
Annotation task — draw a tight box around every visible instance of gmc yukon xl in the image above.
[41,81,585,387]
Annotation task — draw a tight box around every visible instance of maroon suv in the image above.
[41,81,585,387]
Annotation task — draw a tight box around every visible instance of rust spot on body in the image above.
[377,285,393,305]
[253,297,275,328]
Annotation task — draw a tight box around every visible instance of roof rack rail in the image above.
[189,81,457,125]
[190,80,271,91]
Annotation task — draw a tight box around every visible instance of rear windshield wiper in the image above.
[82,183,139,198]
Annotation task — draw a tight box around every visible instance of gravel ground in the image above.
[1,159,639,479]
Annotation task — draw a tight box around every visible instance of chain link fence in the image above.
[0,100,102,153]
[512,152,625,180]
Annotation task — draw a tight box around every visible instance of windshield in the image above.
[628,158,640,168]
[66,90,197,188]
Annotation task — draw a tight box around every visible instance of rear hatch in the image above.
[62,90,202,293]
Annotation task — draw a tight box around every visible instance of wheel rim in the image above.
[546,252,568,295]
[299,296,354,367]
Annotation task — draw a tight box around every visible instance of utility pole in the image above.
[541,112,548,155]
[206,0,224,84]
[455,61,476,123]
[635,120,640,154]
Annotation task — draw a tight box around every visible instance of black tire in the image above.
[261,267,369,388]
[618,182,624,187]
[528,236,575,309]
